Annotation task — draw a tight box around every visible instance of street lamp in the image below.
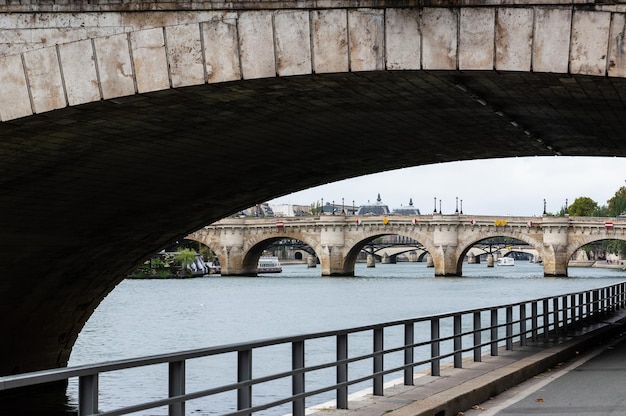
[433,197,437,213]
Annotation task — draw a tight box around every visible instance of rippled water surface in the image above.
[68,262,626,414]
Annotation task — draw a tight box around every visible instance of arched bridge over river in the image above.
[189,215,626,277]
[3,0,626,394]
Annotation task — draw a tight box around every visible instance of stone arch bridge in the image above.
[189,215,626,277]
[3,0,626,391]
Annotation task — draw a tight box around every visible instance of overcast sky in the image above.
[269,156,626,217]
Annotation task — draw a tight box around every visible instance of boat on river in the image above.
[258,257,282,273]
[496,257,515,266]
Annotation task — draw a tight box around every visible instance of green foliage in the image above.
[175,248,199,274]
[567,197,599,216]
[310,201,322,216]
[604,240,626,258]
[607,186,626,217]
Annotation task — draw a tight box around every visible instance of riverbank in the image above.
[569,260,626,270]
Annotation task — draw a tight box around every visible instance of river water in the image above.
[67,262,626,415]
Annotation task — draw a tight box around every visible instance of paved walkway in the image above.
[308,310,626,416]
[463,326,626,415]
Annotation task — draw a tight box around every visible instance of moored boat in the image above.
[496,257,515,266]
[258,257,282,273]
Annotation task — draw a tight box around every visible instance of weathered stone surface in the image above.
[422,8,457,70]
[202,12,241,83]
[165,23,205,87]
[348,9,385,72]
[533,8,571,73]
[130,28,170,93]
[238,11,275,79]
[570,10,611,76]
[94,33,135,99]
[22,47,66,113]
[0,55,32,121]
[459,8,495,70]
[608,13,626,77]
[274,10,312,76]
[58,40,101,105]
[385,8,420,70]
[495,7,533,71]
[311,9,349,74]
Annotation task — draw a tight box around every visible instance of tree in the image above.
[310,201,322,216]
[567,197,599,216]
[175,248,199,275]
[604,186,626,258]
[607,186,626,217]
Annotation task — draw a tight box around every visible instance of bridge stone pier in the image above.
[3,0,626,408]
[189,215,626,277]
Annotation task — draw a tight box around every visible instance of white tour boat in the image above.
[496,257,515,266]
[258,257,282,273]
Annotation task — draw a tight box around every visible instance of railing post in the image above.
[577,293,583,324]
[543,299,550,341]
[237,349,252,415]
[292,340,305,416]
[373,327,384,396]
[78,374,99,416]
[531,301,538,342]
[490,308,498,356]
[404,323,414,385]
[337,333,348,409]
[169,360,185,416]
[519,304,527,347]
[593,289,600,318]
[454,314,462,368]
[431,318,440,376]
[506,306,513,350]
[553,298,560,337]
[561,295,569,333]
[473,311,482,362]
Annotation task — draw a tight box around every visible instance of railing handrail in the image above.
[2,281,625,416]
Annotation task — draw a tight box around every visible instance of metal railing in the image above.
[2,282,625,416]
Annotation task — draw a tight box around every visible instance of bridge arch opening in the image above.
[457,235,543,276]
[4,4,626,409]
[239,237,318,276]
[568,238,626,269]
[344,233,430,276]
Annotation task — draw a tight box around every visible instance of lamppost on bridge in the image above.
[439,200,442,214]
[342,198,344,215]
[455,197,459,214]
[460,199,463,215]
[433,197,437,214]
[543,199,547,215]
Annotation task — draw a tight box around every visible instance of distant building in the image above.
[392,198,421,216]
[356,194,391,216]
[270,204,310,217]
